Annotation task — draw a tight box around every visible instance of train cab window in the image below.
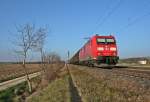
[106,38,115,43]
[97,38,105,43]
[97,38,115,44]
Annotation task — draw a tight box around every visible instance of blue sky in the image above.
[0,0,150,61]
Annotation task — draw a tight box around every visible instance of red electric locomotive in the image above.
[78,34,119,66]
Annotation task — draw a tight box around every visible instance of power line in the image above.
[116,0,150,33]
[118,11,150,33]
[91,0,122,34]
[126,12,150,28]
[94,0,113,26]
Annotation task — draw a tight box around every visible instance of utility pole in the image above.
[67,51,70,63]
[65,50,70,68]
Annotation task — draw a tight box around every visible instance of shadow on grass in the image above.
[94,65,129,69]
[115,65,129,68]
[68,75,82,102]
[66,63,82,102]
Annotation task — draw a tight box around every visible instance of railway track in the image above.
[112,68,150,80]
[72,64,150,85]
[72,66,150,82]
[90,65,150,80]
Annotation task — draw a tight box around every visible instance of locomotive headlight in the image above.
[110,47,116,51]
[97,47,104,51]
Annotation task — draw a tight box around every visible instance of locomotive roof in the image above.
[92,34,115,39]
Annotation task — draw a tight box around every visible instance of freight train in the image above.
[70,34,119,66]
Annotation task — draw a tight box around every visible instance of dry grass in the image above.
[38,63,65,89]
[19,64,150,102]
[69,65,150,102]
[0,64,42,82]
[0,63,65,82]
[28,76,71,102]
[0,63,65,102]
[27,66,71,102]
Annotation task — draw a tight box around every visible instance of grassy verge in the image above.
[28,74,71,102]
[0,63,65,102]
[27,65,81,102]
[0,76,42,102]
[0,82,28,102]
[69,67,148,102]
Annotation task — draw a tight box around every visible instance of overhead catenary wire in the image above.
[93,0,113,27]
[125,12,150,28]
[115,0,150,33]
[118,11,150,33]
[91,0,122,35]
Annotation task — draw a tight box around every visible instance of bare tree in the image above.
[47,52,61,64]
[14,24,45,93]
[34,27,47,72]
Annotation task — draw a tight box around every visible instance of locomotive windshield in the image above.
[97,38,105,43]
[97,38,115,44]
[106,38,115,43]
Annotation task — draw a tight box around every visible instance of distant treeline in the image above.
[119,57,150,64]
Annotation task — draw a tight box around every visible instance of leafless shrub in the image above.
[33,27,47,72]
[46,52,61,64]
